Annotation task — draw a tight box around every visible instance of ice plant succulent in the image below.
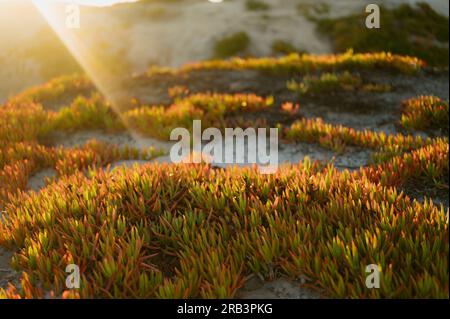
[168,51,425,75]
[401,96,449,135]
[0,152,447,299]
[287,71,392,95]
[0,53,447,300]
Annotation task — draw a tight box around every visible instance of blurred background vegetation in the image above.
[317,3,449,67]
[0,1,448,102]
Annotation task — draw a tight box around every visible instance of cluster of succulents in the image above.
[123,93,274,140]
[287,71,392,95]
[0,102,53,143]
[0,143,447,298]
[9,74,93,107]
[359,140,448,188]
[0,140,163,206]
[147,51,424,76]
[401,96,449,135]
[53,94,122,132]
[0,89,279,213]
[0,52,448,299]
[285,117,443,161]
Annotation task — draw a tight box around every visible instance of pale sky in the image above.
[69,0,138,6]
[0,0,139,7]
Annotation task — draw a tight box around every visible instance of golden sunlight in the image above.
[0,0,448,302]
[32,0,148,145]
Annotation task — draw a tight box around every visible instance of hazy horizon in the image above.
[0,0,139,7]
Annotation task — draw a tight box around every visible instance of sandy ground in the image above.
[236,276,323,299]
[27,168,58,192]
[45,129,371,170]
[0,248,20,292]
[84,0,450,70]
[49,130,174,151]
[124,0,330,69]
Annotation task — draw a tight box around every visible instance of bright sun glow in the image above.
[32,0,149,146]
[45,0,140,7]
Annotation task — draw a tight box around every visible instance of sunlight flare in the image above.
[32,0,148,146]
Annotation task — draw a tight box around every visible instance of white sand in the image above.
[236,276,323,299]
[0,248,19,292]
[95,0,450,69]
[27,168,58,192]
[45,129,371,172]
[50,130,174,151]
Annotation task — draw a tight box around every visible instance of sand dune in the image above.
[0,0,448,102]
